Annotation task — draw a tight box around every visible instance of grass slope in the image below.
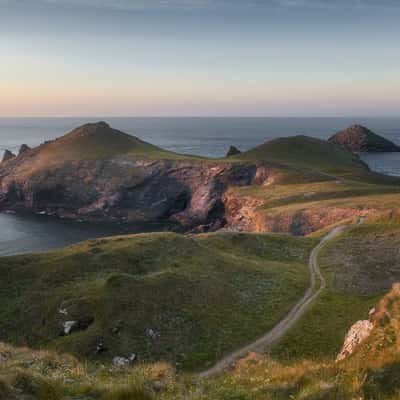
[34,122,195,163]
[0,231,315,371]
[234,135,367,175]
[4,285,400,399]
[271,220,400,362]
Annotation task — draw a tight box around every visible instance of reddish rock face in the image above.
[329,125,400,153]
[223,190,374,235]
[0,154,276,231]
[0,152,380,235]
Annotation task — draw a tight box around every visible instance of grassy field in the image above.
[0,231,315,372]
[3,284,400,399]
[271,221,400,362]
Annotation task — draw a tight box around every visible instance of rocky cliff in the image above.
[0,122,392,234]
[0,122,278,231]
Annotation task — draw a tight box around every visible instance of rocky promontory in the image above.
[0,122,276,232]
[328,124,400,153]
[0,122,390,235]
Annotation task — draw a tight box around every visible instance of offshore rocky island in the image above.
[2,122,400,399]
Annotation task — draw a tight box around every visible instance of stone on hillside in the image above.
[226,145,242,157]
[95,340,107,354]
[63,321,79,335]
[145,328,160,340]
[2,150,15,162]
[112,353,137,367]
[336,319,374,362]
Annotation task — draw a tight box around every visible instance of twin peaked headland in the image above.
[0,121,399,235]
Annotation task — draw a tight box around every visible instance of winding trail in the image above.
[199,224,348,378]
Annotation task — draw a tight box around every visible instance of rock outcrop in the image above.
[329,125,400,153]
[226,145,242,157]
[18,144,30,155]
[1,150,16,162]
[336,319,374,361]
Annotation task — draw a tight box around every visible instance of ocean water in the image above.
[0,117,399,255]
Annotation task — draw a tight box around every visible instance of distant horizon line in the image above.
[0,115,399,119]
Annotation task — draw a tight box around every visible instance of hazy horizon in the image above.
[2,0,400,117]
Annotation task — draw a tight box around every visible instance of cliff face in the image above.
[0,154,275,231]
[222,190,370,235]
[329,125,400,153]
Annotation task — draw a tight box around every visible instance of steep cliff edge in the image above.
[0,122,277,231]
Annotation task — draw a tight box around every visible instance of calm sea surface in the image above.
[1,117,399,255]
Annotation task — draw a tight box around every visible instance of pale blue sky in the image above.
[1,0,399,116]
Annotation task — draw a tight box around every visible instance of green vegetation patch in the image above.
[234,135,367,175]
[0,231,315,371]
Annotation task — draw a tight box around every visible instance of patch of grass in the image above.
[0,231,315,371]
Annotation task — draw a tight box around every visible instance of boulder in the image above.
[1,150,15,163]
[226,145,242,157]
[112,353,137,367]
[336,319,374,361]
[63,321,79,335]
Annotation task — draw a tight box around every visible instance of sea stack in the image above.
[226,145,242,157]
[328,124,400,153]
[1,150,16,162]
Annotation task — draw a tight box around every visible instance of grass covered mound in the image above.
[24,121,190,164]
[271,219,400,362]
[233,135,367,175]
[0,231,315,371]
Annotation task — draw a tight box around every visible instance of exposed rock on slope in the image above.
[329,124,400,153]
[223,190,372,235]
[336,319,374,361]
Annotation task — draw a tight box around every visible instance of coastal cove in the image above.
[0,212,172,256]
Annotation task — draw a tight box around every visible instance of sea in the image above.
[1,116,399,255]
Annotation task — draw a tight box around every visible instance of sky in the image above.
[1,0,400,117]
